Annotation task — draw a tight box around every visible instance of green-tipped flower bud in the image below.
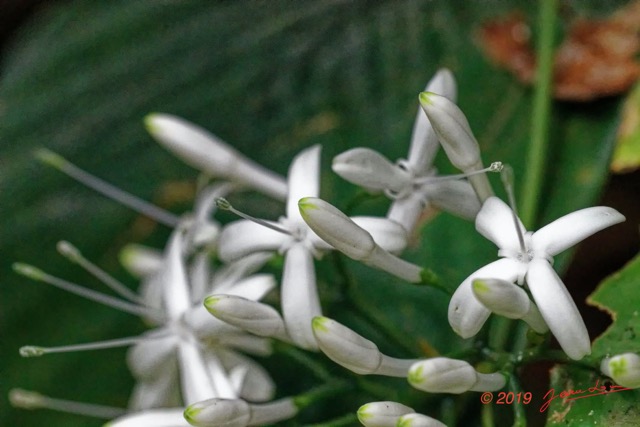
[184,398,250,427]
[408,357,505,394]
[299,197,376,261]
[396,413,447,427]
[472,278,548,334]
[205,295,287,339]
[601,353,640,389]
[358,401,414,427]
[312,316,383,375]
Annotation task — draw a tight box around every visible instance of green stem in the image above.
[481,401,495,427]
[275,342,334,382]
[509,376,527,427]
[293,381,352,409]
[303,413,358,427]
[520,0,558,228]
[332,252,417,356]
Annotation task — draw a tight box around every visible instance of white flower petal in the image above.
[475,197,524,253]
[449,259,521,338]
[281,244,321,350]
[217,334,273,357]
[178,340,218,404]
[160,231,191,320]
[220,274,276,301]
[217,349,276,402]
[183,305,238,340]
[217,220,285,263]
[387,192,426,234]
[119,244,163,278]
[531,206,625,257]
[203,352,237,399]
[407,68,457,174]
[211,252,273,294]
[426,179,481,220]
[189,252,211,303]
[332,148,411,192]
[527,259,590,360]
[351,216,408,254]
[106,408,188,427]
[286,144,322,222]
[145,113,287,200]
[471,278,530,319]
[127,332,178,381]
[128,373,180,411]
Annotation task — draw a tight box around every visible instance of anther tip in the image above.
[33,148,67,169]
[215,197,232,211]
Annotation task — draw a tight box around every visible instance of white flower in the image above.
[332,69,481,234]
[126,229,276,408]
[218,145,406,350]
[357,401,415,427]
[601,353,640,388]
[449,197,625,360]
[408,357,505,394]
[145,113,287,201]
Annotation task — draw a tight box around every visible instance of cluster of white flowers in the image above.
[11,69,637,426]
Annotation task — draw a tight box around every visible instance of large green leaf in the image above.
[544,254,640,425]
[0,1,629,426]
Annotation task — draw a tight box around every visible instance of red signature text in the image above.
[540,380,632,413]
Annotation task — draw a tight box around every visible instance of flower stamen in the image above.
[9,389,126,419]
[216,197,292,236]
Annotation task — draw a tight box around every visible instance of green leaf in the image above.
[544,254,640,425]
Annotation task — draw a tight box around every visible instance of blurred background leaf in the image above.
[0,1,637,426]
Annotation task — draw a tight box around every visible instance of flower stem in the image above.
[520,0,558,228]
[303,413,358,427]
[293,381,352,409]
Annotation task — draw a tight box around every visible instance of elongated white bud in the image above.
[600,353,640,388]
[313,316,381,374]
[119,244,164,278]
[299,197,422,282]
[418,92,492,201]
[408,357,505,394]
[396,413,447,427]
[145,113,287,200]
[184,398,297,427]
[312,317,416,377]
[204,295,288,340]
[472,278,548,333]
[357,401,414,427]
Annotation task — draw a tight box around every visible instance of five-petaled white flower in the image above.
[449,196,625,360]
[218,144,406,350]
[332,69,481,235]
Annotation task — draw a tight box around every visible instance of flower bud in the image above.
[600,353,640,389]
[184,398,250,427]
[396,413,447,427]
[299,197,377,260]
[204,295,287,339]
[408,358,477,394]
[472,278,548,334]
[145,113,287,200]
[357,401,414,427]
[312,317,383,375]
[418,93,479,171]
